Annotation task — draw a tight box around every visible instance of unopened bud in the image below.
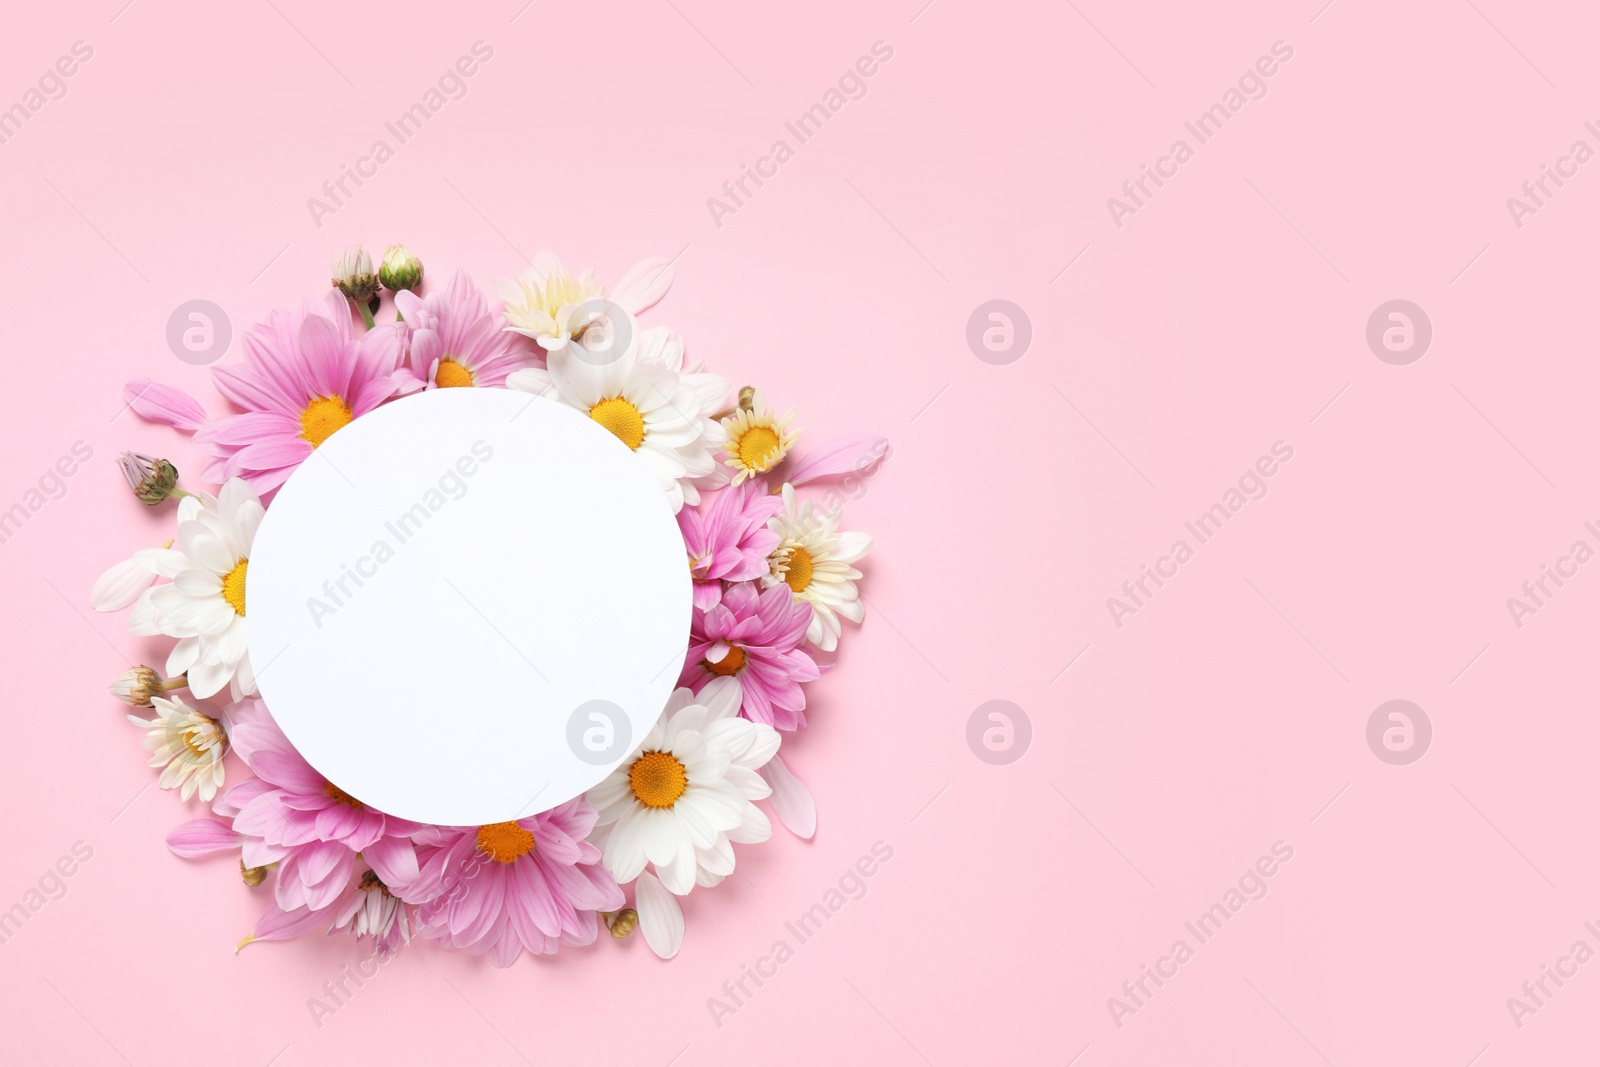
[379,244,424,292]
[118,451,180,506]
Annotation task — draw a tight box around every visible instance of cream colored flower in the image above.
[764,484,871,651]
[720,390,798,485]
[129,695,227,801]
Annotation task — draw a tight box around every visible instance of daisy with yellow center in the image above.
[763,483,872,652]
[128,695,228,802]
[126,479,263,700]
[720,391,799,485]
[507,325,729,513]
[588,678,779,902]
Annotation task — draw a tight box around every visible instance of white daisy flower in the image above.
[506,325,727,513]
[763,483,872,652]
[720,389,799,486]
[128,695,227,802]
[497,250,676,352]
[588,678,778,897]
[127,478,263,700]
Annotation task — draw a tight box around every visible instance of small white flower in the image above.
[587,679,777,901]
[127,479,262,700]
[333,870,410,951]
[720,390,799,486]
[763,484,871,652]
[129,695,227,802]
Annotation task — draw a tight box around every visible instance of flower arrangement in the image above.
[96,247,886,963]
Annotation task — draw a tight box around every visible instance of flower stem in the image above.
[170,487,195,501]
[158,675,188,693]
[359,302,376,329]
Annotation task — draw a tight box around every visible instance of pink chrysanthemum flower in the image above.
[194,291,408,497]
[395,270,537,391]
[223,710,420,912]
[410,800,624,967]
[678,480,784,610]
[679,581,819,731]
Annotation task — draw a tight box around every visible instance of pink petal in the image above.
[166,818,240,858]
[783,433,889,486]
[241,902,328,950]
[124,378,207,433]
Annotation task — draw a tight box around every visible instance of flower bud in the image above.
[109,665,164,707]
[379,244,424,293]
[118,451,180,506]
[606,908,639,938]
[240,860,267,887]
[332,246,379,303]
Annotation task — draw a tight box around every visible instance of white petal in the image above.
[634,871,684,959]
[91,558,157,612]
[610,257,674,315]
[761,754,816,839]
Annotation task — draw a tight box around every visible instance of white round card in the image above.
[246,387,691,826]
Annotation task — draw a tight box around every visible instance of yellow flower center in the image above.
[783,546,814,593]
[300,395,353,448]
[222,559,248,616]
[323,781,364,808]
[705,644,746,677]
[476,821,536,863]
[628,750,688,809]
[590,397,646,450]
[736,425,782,471]
[434,359,474,388]
[182,721,219,758]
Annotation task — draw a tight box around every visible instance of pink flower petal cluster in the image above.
[678,480,783,610]
[194,291,408,497]
[410,800,623,966]
[394,270,537,391]
[680,581,819,731]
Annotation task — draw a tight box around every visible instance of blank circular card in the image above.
[247,387,692,826]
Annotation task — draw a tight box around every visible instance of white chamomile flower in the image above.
[497,250,676,352]
[129,695,228,802]
[588,678,777,921]
[127,478,263,700]
[720,390,799,486]
[763,483,871,652]
[506,325,726,513]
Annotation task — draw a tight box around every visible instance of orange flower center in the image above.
[434,359,474,388]
[628,750,688,809]
[324,781,364,808]
[476,821,536,863]
[705,644,746,676]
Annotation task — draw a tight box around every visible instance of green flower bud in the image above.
[379,243,424,293]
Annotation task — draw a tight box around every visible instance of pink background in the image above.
[2,0,1595,1063]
